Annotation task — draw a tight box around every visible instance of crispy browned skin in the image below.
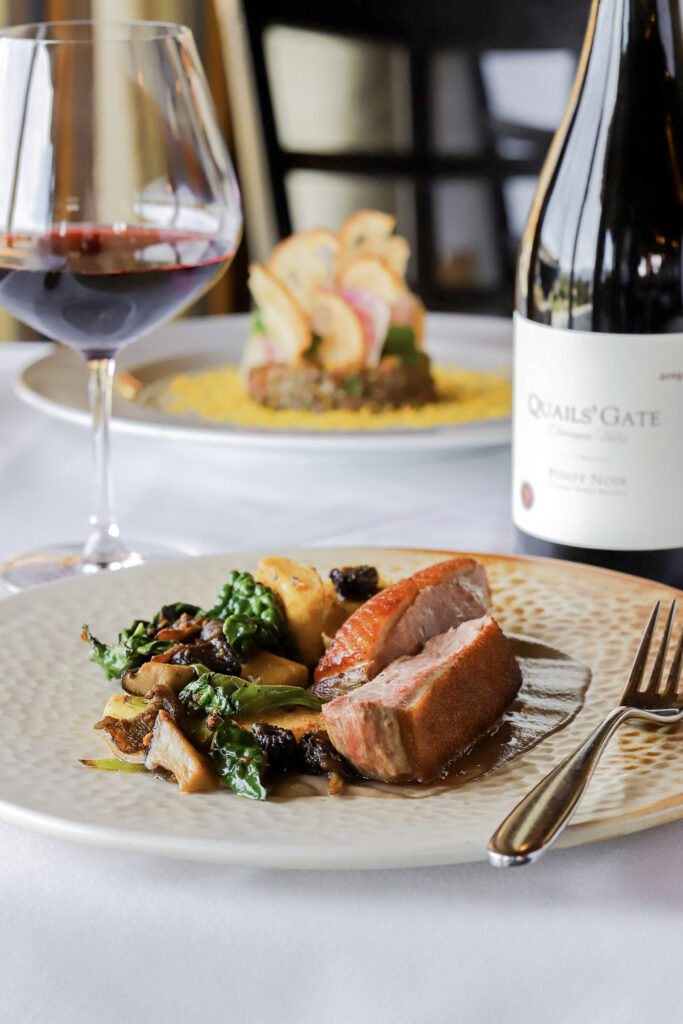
[323,616,521,783]
[311,557,490,700]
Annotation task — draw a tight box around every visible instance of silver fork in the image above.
[488,600,683,867]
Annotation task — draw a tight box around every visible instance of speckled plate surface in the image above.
[0,548,681,869]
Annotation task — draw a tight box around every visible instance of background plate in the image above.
[14,313,511,452]
[0,547,680,869]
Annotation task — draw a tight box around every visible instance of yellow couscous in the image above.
[161,364,511,432]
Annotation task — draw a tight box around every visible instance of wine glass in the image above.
[0,20,242,590]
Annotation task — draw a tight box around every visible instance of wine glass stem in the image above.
[83,357,126,565]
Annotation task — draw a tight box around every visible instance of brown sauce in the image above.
[269,634,592,801]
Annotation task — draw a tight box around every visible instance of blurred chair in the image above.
[214,0,588,313]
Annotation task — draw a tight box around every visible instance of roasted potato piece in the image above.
[241,650,309,688]
[322,579,366,637]
[101,693,149,722]
[235,706,325,742]
[257,557,326,666]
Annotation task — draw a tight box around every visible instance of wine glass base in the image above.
[1,540,187,592]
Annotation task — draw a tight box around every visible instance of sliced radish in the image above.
[239,332,280,385]
[339,286,390,366]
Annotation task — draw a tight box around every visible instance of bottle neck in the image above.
[589,0,683,70]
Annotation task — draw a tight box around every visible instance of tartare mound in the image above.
[247,356,436,412]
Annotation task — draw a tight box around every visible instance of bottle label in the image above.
[512,313,683,550]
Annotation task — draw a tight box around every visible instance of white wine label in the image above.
[512,313,683,550]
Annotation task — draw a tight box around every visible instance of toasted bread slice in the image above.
[380,234,411,277]
[248,263,310,364]
[339,233,410,278]
[309,293,366,371]
[339,209,395,249]
[267,229,340,313]
[337,254,405,304]
[337,210,410,277]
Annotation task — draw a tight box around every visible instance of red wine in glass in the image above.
[0,227,233,358]
[0,20,243,590]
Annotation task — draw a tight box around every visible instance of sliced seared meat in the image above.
[311,557,491,700]
[322,616,521,783]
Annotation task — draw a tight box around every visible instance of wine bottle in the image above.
[513,0,683,588]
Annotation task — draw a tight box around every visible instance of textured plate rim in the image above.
[1,789,682,869]
[0,546,680,870]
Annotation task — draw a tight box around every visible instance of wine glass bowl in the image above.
[0,20,242,589]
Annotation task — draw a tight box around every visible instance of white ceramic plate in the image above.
[0,547,680,869]
[14,313,512,452]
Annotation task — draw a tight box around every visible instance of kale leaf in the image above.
[382,324,421,366]
[83,621,175,681]
[209,572,299,660]
[211,720,268,800]
[179,673,245,716]
[222,613,282,660]
[236,683,322,717]
[303,331,323,361]
[209,570,285,628]
[179,671,322,718]
[250,308,267,336]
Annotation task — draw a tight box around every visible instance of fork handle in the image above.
[488,706,636,867]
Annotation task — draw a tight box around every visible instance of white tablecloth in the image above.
[1,341,681,1024]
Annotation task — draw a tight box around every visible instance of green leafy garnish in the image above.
[382,324,420,365]
[80,758,148,774]
[343,375,364,397]
[223,613,282,660]
[303,331,323,360]
[179,672,322,718]
[180,673,245,715]
[237,683,322,716]
[250,308,267,336]
[83,622,175,681]
[211,720,268,800]
[209,571,297,659]
[210,570,285,627]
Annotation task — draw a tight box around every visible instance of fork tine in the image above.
[620,601,660,705]
[661,622,683,701]
[644,600,677,696]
